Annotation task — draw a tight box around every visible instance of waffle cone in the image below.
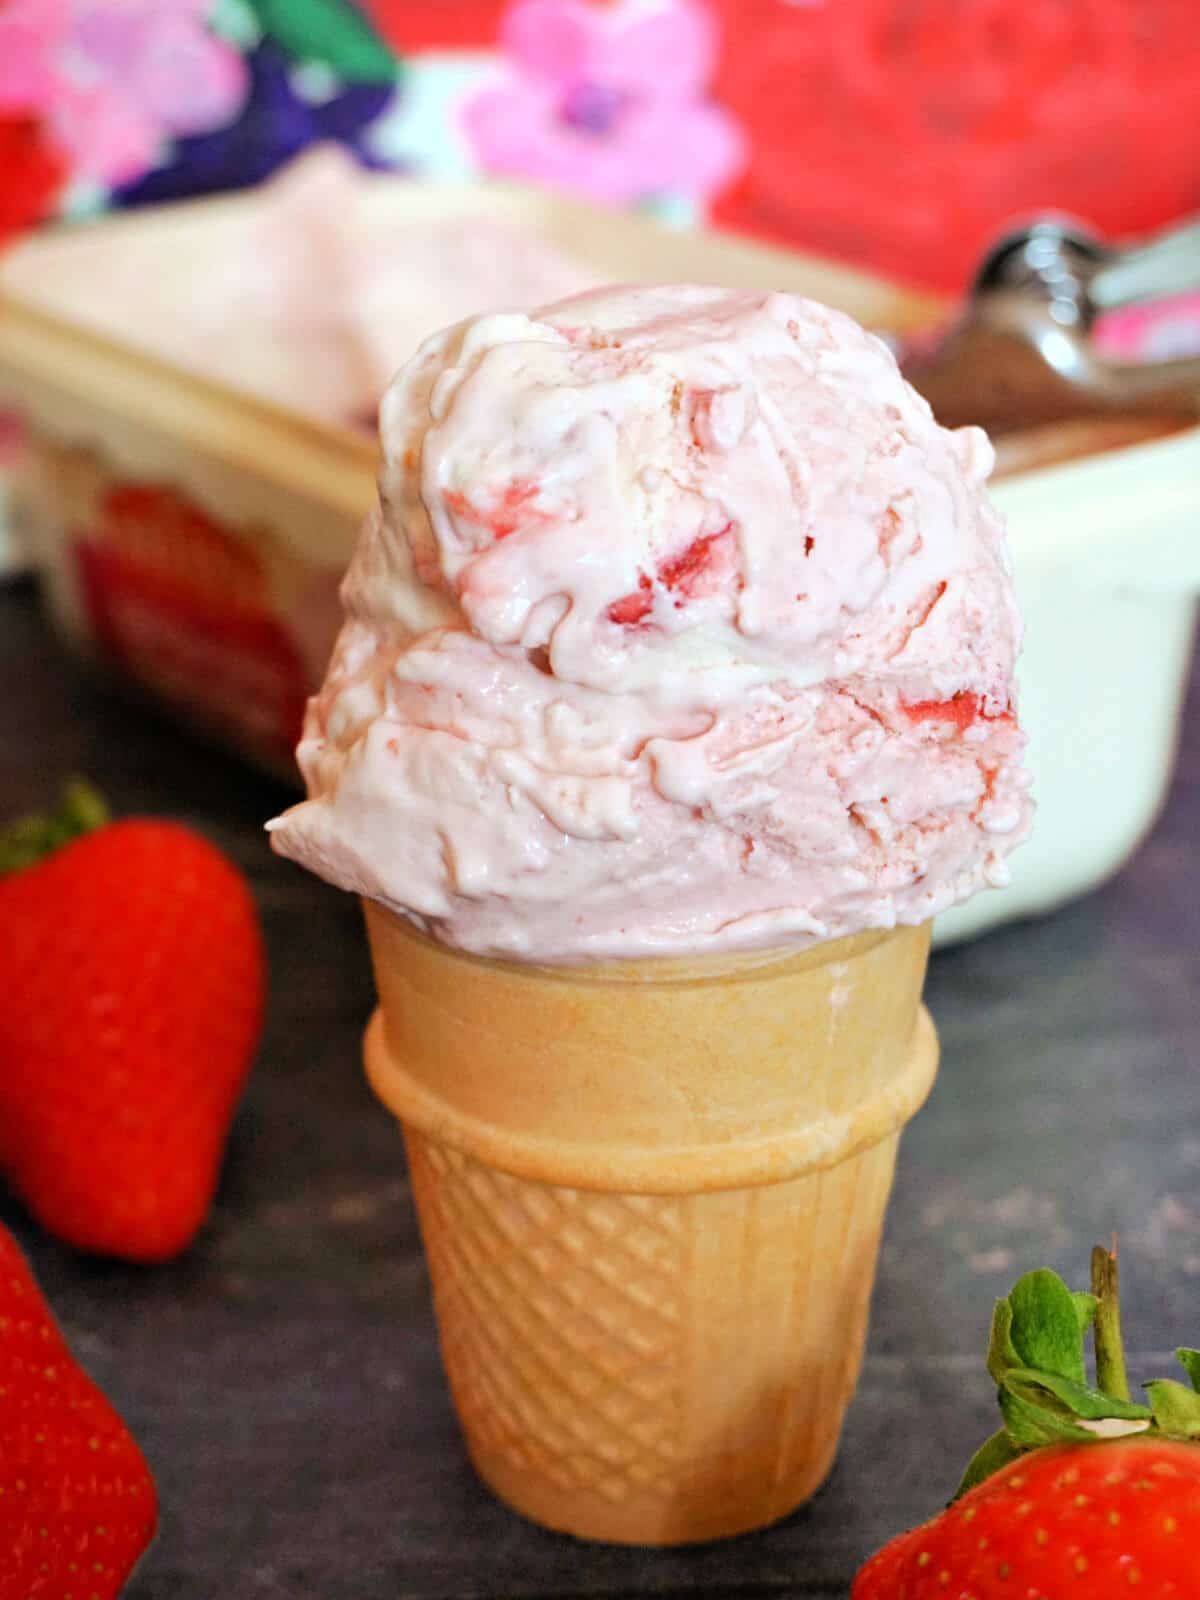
[363,903,938,1545]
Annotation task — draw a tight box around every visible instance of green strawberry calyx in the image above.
[0,779,109,875]
[955,1243,1200,1498]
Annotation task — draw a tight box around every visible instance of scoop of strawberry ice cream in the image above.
[269,286,1031,962]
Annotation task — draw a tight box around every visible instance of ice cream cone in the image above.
[362,903,938,1546]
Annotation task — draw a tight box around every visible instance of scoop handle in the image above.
[1090,219,1200,311]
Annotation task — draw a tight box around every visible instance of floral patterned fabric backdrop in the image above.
[1,0,1199,294]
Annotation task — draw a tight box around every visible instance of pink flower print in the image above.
[0,0,69,113]
[461,0,745,208]
[0,0,247,188]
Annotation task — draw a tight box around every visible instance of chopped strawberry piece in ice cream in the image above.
[607,574,653,626]
[607,525,738,625]
[902,692,1012,731]
[444,478,543,542]
[658,524,738,603]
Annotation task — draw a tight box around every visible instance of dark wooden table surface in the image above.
[2,577,1198,1599]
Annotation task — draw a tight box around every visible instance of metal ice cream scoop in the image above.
[900,215,1200,439]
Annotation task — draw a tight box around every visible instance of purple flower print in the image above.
[113,41,395,208]
[461,0,745,207]
[0,0,248,187]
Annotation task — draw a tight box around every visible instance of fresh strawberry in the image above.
[0,1222,158,1594]
[853,1246,1200,1598]
[0,783,265,1262]
[857,1437,1200,1597]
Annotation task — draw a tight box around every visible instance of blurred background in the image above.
[4,0,1200,291]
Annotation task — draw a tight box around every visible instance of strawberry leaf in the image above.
[1008,1269,1089,1386]
[1177,1348,1200,1392]
[1003,1366,1152,1425]
[999,1384,1099,1448]
[0,779,108,874]
[953,1429,1024,1501]
[1072,1291,1098,1338]
[986,1296,1023,1386]
[1145,1378,1200,1438]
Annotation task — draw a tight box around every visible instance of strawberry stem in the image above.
[0,779,109,875]
[1091,1243,1132,1403]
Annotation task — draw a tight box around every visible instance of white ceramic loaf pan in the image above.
[939,426,1199,943]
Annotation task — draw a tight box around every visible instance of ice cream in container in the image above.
[269,285,1031,1543]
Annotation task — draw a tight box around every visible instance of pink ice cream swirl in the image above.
[269,287,1032,963]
